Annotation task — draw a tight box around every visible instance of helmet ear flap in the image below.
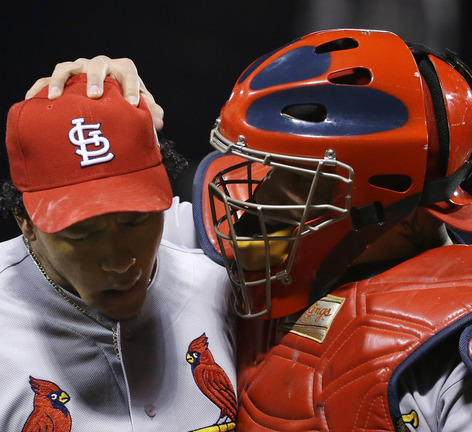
[410,43,472,229]
[410,42,472,179]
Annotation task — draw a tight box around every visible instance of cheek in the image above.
[56,246,101,283]
[34,238,99,292]
[128,215,165,262]
[256,173,312,207]
[34,235,75,273]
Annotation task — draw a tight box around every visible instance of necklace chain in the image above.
[24,238,121,360]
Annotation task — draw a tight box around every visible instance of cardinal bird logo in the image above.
[186,333,237,428]
[22,376,72,432]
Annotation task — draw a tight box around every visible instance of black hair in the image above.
[0,180,27,219]
[157,132,189,182]
[0,132,189,220]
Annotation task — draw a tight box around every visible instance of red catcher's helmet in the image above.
[206,29,472,318]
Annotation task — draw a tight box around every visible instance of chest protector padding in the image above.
[237,245,472,432]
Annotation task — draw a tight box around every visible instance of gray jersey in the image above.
[0,198,236,431]
[399,333,472,432]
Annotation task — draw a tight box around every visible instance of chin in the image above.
[95,301,145,321]
[104,307,142,321]
[98,283,148,321]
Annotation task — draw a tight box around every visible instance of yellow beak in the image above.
[58,391,70,404]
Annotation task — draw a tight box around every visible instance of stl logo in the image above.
[69,117,115,167]
[22,376,72,432]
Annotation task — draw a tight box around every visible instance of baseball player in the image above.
[0,74,237,431]
[193,29,472,431]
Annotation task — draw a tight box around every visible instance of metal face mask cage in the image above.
[209,124,354,318]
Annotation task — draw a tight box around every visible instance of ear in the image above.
[14,214,36,242]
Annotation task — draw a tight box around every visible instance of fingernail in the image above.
[126,95,139,106]
[48,86,61,99]
[89,85,100,97]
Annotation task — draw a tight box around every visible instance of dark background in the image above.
[1,1,471,242]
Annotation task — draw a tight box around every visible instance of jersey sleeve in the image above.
[162,196,199,249]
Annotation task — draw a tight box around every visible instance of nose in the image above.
[101,254,137,273]
[99,221,140,273]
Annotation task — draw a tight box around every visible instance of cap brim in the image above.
[424,186,472,233]
[23,164,172,233]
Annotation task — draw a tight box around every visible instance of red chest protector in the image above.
[236,245,472,432]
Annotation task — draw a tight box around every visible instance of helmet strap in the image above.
[309,193,422,304]
[420,161,472,205]
[412,49,450,177]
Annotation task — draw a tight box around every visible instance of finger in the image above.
[121,73,141,106]
[25,77,51,99]
[47,59,88,99]
[141,92,164,131]
[83,55,112,98]
[107,58,140,104]
[139,78,164,130]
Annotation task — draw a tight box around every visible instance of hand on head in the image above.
[24,55,164,131]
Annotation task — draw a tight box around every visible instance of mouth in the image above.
[107,271,142,292]
[97,275,148,320]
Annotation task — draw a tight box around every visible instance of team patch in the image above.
[282,294,345,343]
[22,376,71,431]
[186,333,237,431]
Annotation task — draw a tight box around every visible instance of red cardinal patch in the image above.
[186,333,237,429]
[22,376,72,432]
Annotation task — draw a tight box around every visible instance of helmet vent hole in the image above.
[315,38,359,54]
[369,175,412,192]
[328,68,372,85]
[282,104,328,122]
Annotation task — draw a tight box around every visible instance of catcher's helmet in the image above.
[207,29,472,318]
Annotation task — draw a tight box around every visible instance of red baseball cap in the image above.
[6,74,172,233]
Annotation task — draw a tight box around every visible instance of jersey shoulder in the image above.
[0,236,28,273]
